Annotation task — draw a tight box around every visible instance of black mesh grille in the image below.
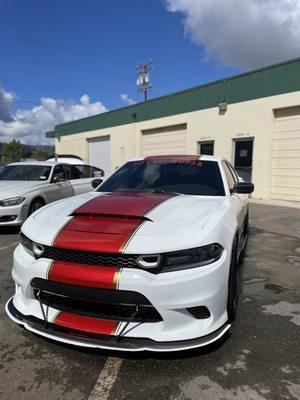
[187,306,211,319]
[41,246,139,269]
[35,290,162,322]
[32,279,162,323]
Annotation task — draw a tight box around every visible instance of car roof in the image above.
[8,161,61,167]
[127,155,225,162]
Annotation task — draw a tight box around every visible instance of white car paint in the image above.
[6,155,253,351]
[0,161,105,225]
[0,162,74,225]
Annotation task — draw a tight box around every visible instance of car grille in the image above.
[41,245,139,269]
[32,278,162,323]
[186,306,211,319]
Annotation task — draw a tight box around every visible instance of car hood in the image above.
[0,180,48,199]
[24,192,225,253]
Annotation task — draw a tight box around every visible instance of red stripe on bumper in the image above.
[48,260,120,289]
[53,312,119,335]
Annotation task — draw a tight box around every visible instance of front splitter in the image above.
[6,297,231,352]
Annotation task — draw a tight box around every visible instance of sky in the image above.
[0,0,300,145]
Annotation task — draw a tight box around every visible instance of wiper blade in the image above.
[152,189,181,195]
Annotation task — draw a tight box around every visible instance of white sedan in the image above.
[6,155,254,351]
[0,161,103,226]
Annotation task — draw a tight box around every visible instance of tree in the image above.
[1,140,25,162]
[30,148,54,160]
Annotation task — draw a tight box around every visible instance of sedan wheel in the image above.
[28,200,44,216]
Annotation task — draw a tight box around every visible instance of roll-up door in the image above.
[141,123,187,156]
[88,136,111,177]
[271,106,300,201]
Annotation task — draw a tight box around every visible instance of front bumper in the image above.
[0,203,28,226]
[6,298,230,352]
[7,244,231,351]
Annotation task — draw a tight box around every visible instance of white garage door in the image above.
[271,106,300,202]
[88,136,111,177]
[141,123,187,156]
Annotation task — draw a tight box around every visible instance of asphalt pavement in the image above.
[0,203,299,400]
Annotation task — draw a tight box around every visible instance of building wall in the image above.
[55,91,300,200]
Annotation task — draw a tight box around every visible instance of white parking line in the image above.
[88,357,123,400]
[0,242,19,252]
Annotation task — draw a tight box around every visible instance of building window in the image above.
[198,141,214,155]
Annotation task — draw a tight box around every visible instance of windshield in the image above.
[98,159,225,196]
[0,165,52,181]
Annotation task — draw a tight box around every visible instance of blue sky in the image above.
[0,0,299,144]
[1,0,240,110]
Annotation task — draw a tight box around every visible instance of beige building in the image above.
[47,58,300,202]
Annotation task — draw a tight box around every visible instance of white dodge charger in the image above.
[6,155,254,352]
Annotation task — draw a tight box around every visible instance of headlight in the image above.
[0,197,25,207]
[136,244,223,272]
[20,232,34,256]
[162,244,224,272]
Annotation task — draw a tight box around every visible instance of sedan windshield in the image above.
[0,165,52,181]
[98,159,225,196]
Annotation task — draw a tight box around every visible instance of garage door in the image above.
[88,136,111,177]
[141,123,187,156]
[271,106,300,201]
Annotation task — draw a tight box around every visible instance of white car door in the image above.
[69,164,103,195]
[47,164,74,202]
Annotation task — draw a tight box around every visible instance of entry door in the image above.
[234,140,253,182]
[88,136,111,178]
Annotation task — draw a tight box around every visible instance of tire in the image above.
[239,214,249,265]
[227,240,239,322]
[28,199,45,217]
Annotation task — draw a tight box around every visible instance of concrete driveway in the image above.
[0,204,299,400]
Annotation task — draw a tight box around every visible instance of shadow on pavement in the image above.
[33,330,231,361]
[0,226,20,235]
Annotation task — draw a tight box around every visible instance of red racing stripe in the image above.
[48,260,120,289]
[73,192,173,217]
[52,312,119,335]
[53,192,174,253]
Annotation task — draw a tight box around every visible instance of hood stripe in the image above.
[53,192,175,253]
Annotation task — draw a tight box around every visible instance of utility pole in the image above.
[136,60,155,101]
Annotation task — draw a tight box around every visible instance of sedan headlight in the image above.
[137,243,224,273]
[0,197,25,207]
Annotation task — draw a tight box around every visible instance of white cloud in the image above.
[166,0,300,69]
[0,91,107,145]
[120,93,136,105]
[0,86,15,122]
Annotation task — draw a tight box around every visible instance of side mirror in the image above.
[91,178,103,189]
[234,182,254,194]
[52,175,66,183]
[94,169,104,178]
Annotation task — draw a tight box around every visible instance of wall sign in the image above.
[199,136,212,140]
[236,132,250,137]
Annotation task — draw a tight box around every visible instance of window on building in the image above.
[198,141,214,155]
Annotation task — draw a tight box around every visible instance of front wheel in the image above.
[227,240,239,322]
[28,199,44,216]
